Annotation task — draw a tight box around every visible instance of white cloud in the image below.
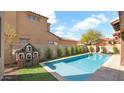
[70,13,109,32]
[70,17,101,31]
[34,11,57,24]
[64,32,79,40]
[53,25,66,37]
[55,25,66,31]
[54,30,64,37]
[92,14,108,22]
[97,14,108,22]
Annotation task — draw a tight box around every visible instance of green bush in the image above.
[108,41,112,45]
[57,47,63,57]
[75,46,78,54]
[88,45,94,52]
[65,46,72,56]
[101,46,107,53]
[79,46,82,53]
[75,46,80,54]
[46,47,53,59]
[71,46,75,55]
[113,46,119,54]
[80,46,84,53]
[37,48,42,61]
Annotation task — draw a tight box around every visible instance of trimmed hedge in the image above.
[65,46,72,56]
[71,46,76,55]
[57,47,64,57]
[46,47,53,59]
[113,46,119,54]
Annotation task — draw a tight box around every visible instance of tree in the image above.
[5,24,18,66]
[81,29,103,45]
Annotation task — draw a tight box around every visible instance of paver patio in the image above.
[89,54,124,81]
[3,66,18,81]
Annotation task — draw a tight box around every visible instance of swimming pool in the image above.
[43,53,111,81]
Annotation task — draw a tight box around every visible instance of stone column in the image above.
[119,11,124,65]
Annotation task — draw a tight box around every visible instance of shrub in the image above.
[46,47,53,59]
[65,46,72,56]
[88,45,94,52]
[108,41,112,45]
[71,46,75,55]
[80,46,85,53]
[57,47,63,57]
[101,46,107,53]
[79,46,83,53]
[113,46,119,54]
[75,46,80,54]
[75,46,78,54]
[37,48,42,60]
[96,46,100,52]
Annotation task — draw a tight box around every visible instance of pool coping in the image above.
[39,53,112,81]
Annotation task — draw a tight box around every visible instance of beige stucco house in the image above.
[2,11,78,64]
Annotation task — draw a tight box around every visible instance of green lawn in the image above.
[17,65,58,81]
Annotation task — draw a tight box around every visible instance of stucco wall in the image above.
[0,12,4,80]
[119,11,124,65]
[4,11,17,64]
[105,44,120,53]
[59,40,78,45]
[16,12,60,44]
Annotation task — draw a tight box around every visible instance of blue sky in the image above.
[48,11,118,41]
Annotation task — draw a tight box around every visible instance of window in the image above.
[28,15,38,21]
[20,38,29,44]
[48,40,54,45]
[48,40,58,45]
[26,45,32,52]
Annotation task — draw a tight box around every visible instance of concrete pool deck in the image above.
[89,54,124,81]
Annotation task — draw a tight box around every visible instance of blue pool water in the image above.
[45,53,111,81]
